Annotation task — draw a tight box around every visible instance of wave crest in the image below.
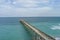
[51,25,60,30]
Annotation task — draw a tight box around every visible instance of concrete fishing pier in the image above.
[20,19,55,40]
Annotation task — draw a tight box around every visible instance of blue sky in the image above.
[0,0,60,17]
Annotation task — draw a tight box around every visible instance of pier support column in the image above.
[40,36,45,40]
[32,33,36,40]
[32,33,45,40]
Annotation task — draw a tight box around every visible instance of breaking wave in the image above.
[55,37,60,40]
[51,24,60,30]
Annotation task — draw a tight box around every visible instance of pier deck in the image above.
[20,19,55,40]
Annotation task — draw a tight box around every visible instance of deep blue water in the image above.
[0,17,60,40]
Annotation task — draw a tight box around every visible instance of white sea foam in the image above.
[51,25,60,30]
[55,37,60,40]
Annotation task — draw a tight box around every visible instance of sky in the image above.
[0,0,60,17]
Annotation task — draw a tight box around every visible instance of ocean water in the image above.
[0,17,60,40]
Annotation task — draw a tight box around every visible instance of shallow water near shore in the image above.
[0,17,60,40]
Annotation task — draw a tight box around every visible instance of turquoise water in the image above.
[0,17,60,40]
[0,17,32,40]
[0,25,32,40]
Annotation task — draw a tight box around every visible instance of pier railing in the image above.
[20,19,55,40]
